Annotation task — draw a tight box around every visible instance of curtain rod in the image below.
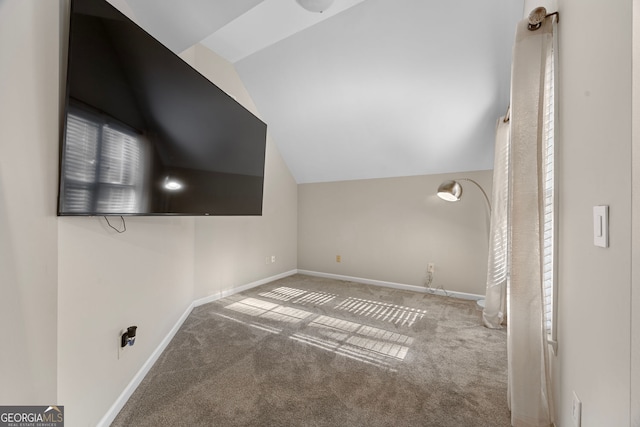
[504,11,558,124]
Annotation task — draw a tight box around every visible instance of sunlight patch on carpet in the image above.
[225,298,314,324]
[259,286,337,306]
[335,297,426,327]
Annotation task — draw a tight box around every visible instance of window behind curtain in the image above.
[542,24,558,350]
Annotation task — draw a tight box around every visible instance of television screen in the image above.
[58,0,267,216]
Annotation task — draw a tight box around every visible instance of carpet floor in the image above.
[112,274,510,427]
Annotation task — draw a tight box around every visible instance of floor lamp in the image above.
[436,179,492,308]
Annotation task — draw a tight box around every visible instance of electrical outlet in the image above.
[572,391,582,427]
[271,255,276,263]
[427,263,435,274]
[118,325,138,359]
[336,255,341,263]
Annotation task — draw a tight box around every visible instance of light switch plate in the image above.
[572,391,582,426]
[593,205,609,248]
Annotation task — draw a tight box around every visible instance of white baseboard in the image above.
[297,270,484,301]
[98,269,298,426]
[193,269,298,307]
[97,302,194,427]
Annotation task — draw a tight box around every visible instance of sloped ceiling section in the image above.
[121,0,524,183]
[125,0,265,53]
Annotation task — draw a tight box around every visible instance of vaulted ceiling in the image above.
[121,0,524,183]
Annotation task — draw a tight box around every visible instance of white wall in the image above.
[632,1,640,424]
[298,170,492,296]
[57,217,195,425]
[0,0,60,405]
[556,0,633,425]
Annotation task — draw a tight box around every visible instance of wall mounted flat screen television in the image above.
[58,0,267,216]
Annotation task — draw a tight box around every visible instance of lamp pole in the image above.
[456,178,492,214]
[436,177,493,310]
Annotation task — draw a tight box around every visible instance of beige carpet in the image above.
[112,274,509,426]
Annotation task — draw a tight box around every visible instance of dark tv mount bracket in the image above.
[121,325,138,348]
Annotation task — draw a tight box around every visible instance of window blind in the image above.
[62,113,100,212]
[62,109,143,214]
[97,124,142,213]
[541,27,557,347]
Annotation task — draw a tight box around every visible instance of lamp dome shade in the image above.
[296,0,334,13]
[437,180,462,202]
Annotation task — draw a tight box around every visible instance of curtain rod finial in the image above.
[528,7,547,30]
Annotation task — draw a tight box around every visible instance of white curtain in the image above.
[482,117,510,329]
[507,15,555,427]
